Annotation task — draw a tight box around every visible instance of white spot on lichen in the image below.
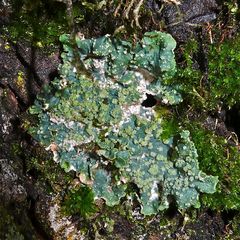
[68,164,77,171]
[149,181,159,201]
[53,151,59,162]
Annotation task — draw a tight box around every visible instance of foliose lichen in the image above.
[29,31,218,215]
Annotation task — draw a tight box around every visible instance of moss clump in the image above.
[4,0,105,47]
[4,0,68,47]
[170,34,240,110]
[207,35,240,107]
[62,186,96,218]
[186,122,240,210]
[158,112,179,141]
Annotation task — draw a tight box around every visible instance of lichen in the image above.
[29,31,218,215]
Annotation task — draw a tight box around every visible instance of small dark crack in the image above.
[27,196,51,240]
[221,209,239,226]
[7,83,28,111]
[8,41,43,105]
[13,42,43,88]
[225,105,240,139]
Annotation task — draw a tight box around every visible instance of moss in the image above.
[230,213,240,237]
[4,42,11,50]
[62,186,97,218]
[170,34,240,110]
[4,0,117,48]
[4,0,67,47]
[19,140,73,192]
[10,143,22,157]
[16,71,25,89]
[165,39,205,110]
[3,0,99,47]
[0,206,25,240]
[26,155,72,192]
[207,34,240,107]
[159,113,179,141]
[159,217,169,227]
[184,121,240,210]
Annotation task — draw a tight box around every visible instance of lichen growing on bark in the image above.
[28,31,218,215]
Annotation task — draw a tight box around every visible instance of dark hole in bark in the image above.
[221,210,239,225]
[26,168,40,180]
[141,94,157,108]
[98,228,107,235]
[164,198,178,219]
[207,208,215,217]
[225,105,240,138]
[48,69,59,82]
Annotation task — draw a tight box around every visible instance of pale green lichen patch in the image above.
[29,32,218,215]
